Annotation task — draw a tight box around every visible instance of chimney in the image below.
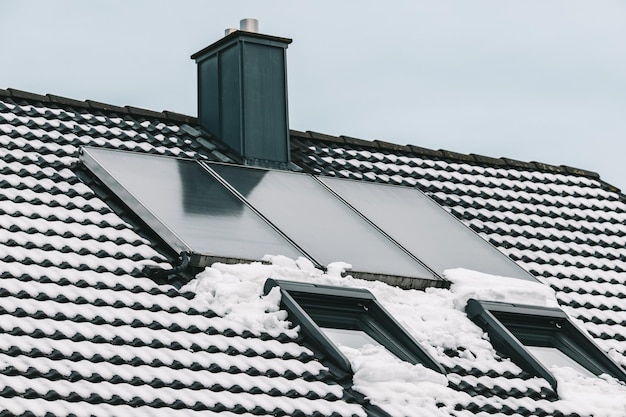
[191,19,292,168]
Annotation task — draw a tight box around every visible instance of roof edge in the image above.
[1,87,198,125]
[291,130,606,182]
[2,87,617,194]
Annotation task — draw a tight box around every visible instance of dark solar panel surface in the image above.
[209,163,437,280]
[81,147,304,263]
[319,176,536,281]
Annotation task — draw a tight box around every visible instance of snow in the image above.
[443,268,559,309]
[344,345,459,417]
[184,258,626,417]
[183,255,321,339]
[550,367,626,417]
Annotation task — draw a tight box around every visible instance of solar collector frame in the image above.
[79,147,307,267]
[318,176,538,282]
[82,147,526,290]
[206,161,442,288]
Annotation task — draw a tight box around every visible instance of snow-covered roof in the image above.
[0,87,625,417]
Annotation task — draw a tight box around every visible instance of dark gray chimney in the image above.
[191,20,292,168]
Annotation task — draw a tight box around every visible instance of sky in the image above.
[2,1,625,190]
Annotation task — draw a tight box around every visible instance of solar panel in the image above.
[80,147,305,266]
[318,176,536,281]
[207,163,440,287]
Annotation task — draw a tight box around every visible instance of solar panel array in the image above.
[82,147,535,287]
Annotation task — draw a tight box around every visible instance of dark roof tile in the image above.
[307,130,345,143]
[340,135,374,147]
[440,149,476,163]
[46,94,90,109]
[502,157,538,170]
[125,105,166,119]
[561,165,600,179]
[408,144,445,158]
[162,110,197,124]
[531,161,567,175]
[289,129,311,140]
[85,99,129,114]
[470,153,508,166]
[7,88,49,103]
[372,139,412,153]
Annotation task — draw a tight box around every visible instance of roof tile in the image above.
[408,144,445,158]
[162,110,197,124]
[46,94,90,109]
[372,139,412,153]
[124,105,166,120]
[85,100,129,114]
[7,89,49,103]
[307,130,345,143]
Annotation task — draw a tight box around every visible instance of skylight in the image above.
[466,299,626,389]
[264,279,445,375]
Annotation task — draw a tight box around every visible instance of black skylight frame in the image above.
[466,299,626,389]
[264,279,445,375]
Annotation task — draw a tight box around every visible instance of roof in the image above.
[0,87,625,417]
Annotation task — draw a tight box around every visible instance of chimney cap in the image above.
[191,31,292,61]
[240,18,259,33]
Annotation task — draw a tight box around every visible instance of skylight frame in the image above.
[265,278,445,375]
[466,299,626,389]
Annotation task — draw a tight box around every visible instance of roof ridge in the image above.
[1,87,197,125]
[290,129,607,182]
[2,87,620,196]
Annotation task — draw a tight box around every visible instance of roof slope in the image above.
[0,90,367,417]
[0,88,625,417]
[291,130,626,371]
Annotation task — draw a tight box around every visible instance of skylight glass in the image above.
[208,163,439,286]
[526,346,596,378]
[80,147,304,266]
[321,327,382,350]
[265,279,445,374]
[318,176,535,281]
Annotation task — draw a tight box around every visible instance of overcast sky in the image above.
[2,1,625,190]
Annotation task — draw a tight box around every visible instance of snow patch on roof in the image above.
[551,367,626,417]
[444,268,559,309]
[183,257,626,416]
